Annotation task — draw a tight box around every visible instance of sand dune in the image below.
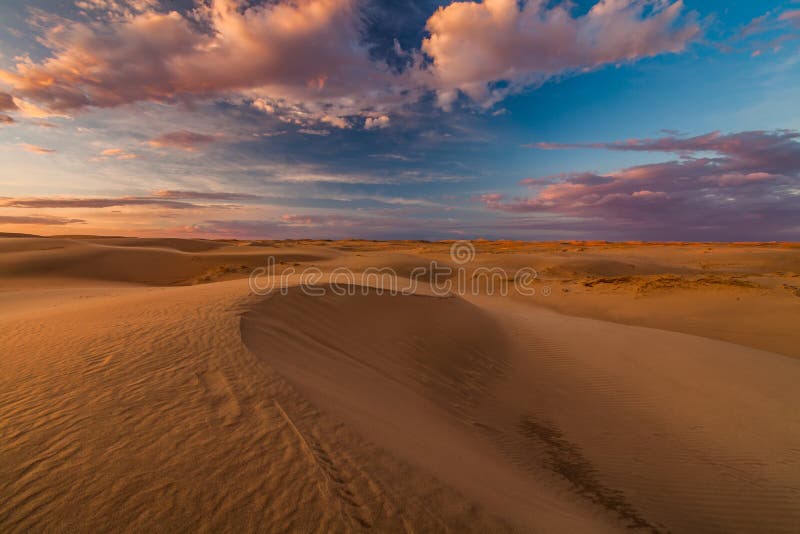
[1,236,799,532]
[241,287,625,531]
[242,286,800,532]
[0,237,329,286]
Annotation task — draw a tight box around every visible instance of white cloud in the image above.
[364,115,390,129]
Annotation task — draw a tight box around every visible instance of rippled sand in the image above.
[1,236,799,532]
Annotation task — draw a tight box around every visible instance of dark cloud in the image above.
[0,215,86,225]
[2,196,199,209]
[0,92,17,111]
[0,189,267,210]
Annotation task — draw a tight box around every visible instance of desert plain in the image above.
[1,234,799,533]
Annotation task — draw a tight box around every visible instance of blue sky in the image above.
[0,0,799,240]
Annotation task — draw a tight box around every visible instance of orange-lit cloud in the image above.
[364,115,390,129]
[100,148,139,160]
[147,131,217,151]
[18,143,56,154]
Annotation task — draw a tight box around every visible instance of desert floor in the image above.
[1,235,799,532]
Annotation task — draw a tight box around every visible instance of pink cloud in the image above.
[421,0,700,108]
[529,130,800,173]
[0,0,703,121]
[474,193,505,209]
[731,8,800,56]
[481,130,800,239]
[148,131,217,151]
[779,10,800,23]
[0,0,401,123]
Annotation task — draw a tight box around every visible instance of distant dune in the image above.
[1,236,799,532]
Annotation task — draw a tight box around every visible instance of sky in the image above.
[0,0,799,241]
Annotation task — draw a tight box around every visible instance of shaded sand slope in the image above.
[241,288,623,532]
[242,287,800,533]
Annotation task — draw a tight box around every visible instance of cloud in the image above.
[0,0,702,121]
[74,0,161,14]
[279,213,350,226]
[19,143,56,154]
[189,215,359,239]
[364,115,390,129]
[298,128,331,136]
[99,147,138,159]
[527,130,800,173]
[148,130,217,151]
[2,195,198,209]
[421,0,700,108]
[11,97,69,118]
[252,98,276,114]
[196,211,431,239]
[320,115,350,129]
[0,215,86,225]
[0,92,17,111]
[0,0,403,122]
[476,192,505,203]
[250,98,353,129]
[482,130,800,239]
[778,10,800,24]
[152,189,262,201]
[0,189,265,210]
[0,114,13,125]
[732,8,800,55]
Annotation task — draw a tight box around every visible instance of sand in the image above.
[1,235,799,532]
